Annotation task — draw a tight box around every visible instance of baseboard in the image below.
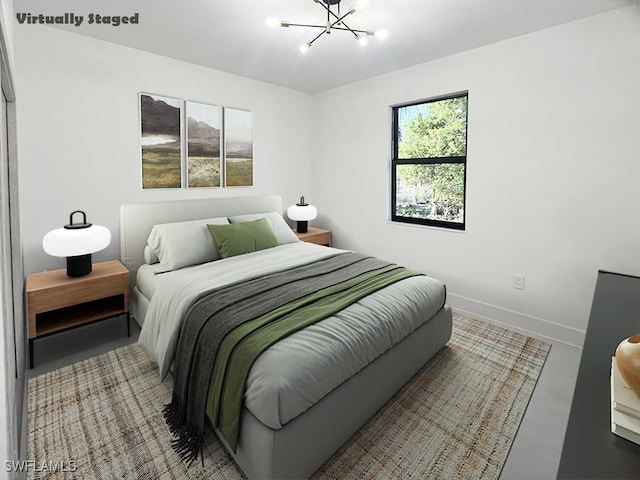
[447,293,585,348]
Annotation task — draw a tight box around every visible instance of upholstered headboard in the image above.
[120,195,283,276]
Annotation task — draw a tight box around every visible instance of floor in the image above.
[22,312,582,480]
[21,315,142,463]
[499,337,581,479]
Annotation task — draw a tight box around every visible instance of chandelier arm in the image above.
[331,17,360,39]
[313,1,336,20]
[307,29,328,47]
[313,0,351,25]
[294,13,360,37]
[285,22,367,34]
[286,23,330,29]
[331,26,369,34]
[334,10,357,25]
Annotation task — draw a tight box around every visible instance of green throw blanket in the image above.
[163,252,420,464]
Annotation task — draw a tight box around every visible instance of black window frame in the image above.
[391,91,469,230]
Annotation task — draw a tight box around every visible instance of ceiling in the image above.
[13,0,637,93]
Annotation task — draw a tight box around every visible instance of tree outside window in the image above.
[392,93,468,230]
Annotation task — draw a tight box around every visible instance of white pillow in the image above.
[228,212,300,245]
[143,245,159,265]
[147,216,229,272]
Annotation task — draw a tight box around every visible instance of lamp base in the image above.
[296,221,309,233]
[66,254,92,277]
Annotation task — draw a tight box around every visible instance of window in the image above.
[391,92,468,230]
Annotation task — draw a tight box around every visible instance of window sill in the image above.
[387,219,467,234]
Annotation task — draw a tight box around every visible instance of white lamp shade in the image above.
[43,225,111,257]
[287,203,317,222]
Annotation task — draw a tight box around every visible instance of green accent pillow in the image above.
[207,218,280,259]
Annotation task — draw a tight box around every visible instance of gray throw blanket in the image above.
[163,252,395,464]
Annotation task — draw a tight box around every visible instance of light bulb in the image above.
[350,0,368,13]
[299,42,310,53]
[265,17,279,28]
[375,29,389,40]
[358,36,368,47]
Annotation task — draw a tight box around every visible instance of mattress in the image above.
[137,242,447,431]
[135,263,165,299]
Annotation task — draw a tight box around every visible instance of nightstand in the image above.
[294,227,332,246]
[26,259,130,368]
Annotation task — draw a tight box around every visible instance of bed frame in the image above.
[120,194,452,479]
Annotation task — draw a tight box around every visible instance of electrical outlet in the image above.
[513,274,525,290]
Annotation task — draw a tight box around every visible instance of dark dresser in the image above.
[557,270,640,478]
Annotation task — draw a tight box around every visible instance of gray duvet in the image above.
[245,274,446,430]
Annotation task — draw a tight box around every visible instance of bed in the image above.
[120,194,452,479]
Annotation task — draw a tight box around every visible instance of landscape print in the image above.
[224,108,253,187]
[140,94,182,189]
[186,101,221,188]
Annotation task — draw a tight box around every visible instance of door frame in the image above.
[0,16,24,476]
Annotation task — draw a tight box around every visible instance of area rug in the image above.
[27,312,550,479]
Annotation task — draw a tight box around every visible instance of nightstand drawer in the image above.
[31,275,126,313]
[294,227,332,246]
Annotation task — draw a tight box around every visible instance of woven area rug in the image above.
[27,313,549,479]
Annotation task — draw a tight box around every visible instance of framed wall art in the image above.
[186,101,222,188]
[140,93,182,189]
[224,108,253,187]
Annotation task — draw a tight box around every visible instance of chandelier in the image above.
[266,0,388,53]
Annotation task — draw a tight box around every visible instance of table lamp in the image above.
[287,196,317,233]
[42,210,111,277]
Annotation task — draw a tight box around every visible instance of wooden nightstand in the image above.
[294,227,332,246]
[26,259,130,368]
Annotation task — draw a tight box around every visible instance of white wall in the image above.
[310,5,640,346]
[14,26,313,276]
